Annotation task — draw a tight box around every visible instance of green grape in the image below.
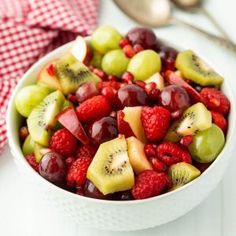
[188,124,225,163]
[102,49,130,77]
[22,135,35,156]
[15,85,50,117]
[127,50,161,81]
[90,50,103,69]
[91,26,122,54]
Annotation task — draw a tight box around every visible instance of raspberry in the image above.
[76,95,111,123]
[211,111,228,133]
[200,88,230,115]
[49,128,78,157]
[180,135,193,146]
[25,154,39,172]
[156,142,192,166]
[132,170,170,199]
[141,106,171,142]
[144,144,156,157]
[150,158,167,172]
[66,156,91,187]
[76,144,97,159]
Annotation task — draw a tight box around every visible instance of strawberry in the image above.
[200,88,230,115]
[49,128,78,157]
[156,142,192,166]
[76,95,111,123]
[141,106,171,142]
[211,111,228,133]
[132,170,171,199]
[66,156,91,188]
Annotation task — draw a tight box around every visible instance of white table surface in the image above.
[1,0,236,235]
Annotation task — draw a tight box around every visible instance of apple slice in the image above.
[117,110,135,138]
[123,106,147,143]
[57,107,89,144]
[70,36,93,65]
[37,61,62,91]
[127,136,153,174]
[164,70,201,102]
[145,72,164,90]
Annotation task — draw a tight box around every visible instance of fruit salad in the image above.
[15,26,230,200]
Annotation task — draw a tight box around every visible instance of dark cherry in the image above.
[113,191,134,200]
[159,46,178,71]
[39,152,66,186]
[160,85,191,112]
[84,180,112,199]
[75,81,98,103]
[126,27,161,50]
[89,116,118,144]
[117,84,148,107]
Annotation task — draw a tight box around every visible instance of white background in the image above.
[1,0,236,235]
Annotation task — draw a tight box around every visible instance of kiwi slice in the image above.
[168,162,201,190]
[87,135,135,195]
[175,50,223,86]
[164,120,182,142]
[177,102,212,136]
[27,90,65,146]
[22,135,35,156]
[55,54,101,94]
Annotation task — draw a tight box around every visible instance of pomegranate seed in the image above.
[122,72,134,83]
[133,44,144,53]
[145,82,157,93]
[150,158,167,172]
[76,186,85,196]
[135,80,146,89]
[88,65,95,71]
[123,45,135,58]
[93,68,107,80]
[144,144,156,157]
[180,135,193,147]
[110,111,117,117]
[119,38,130,48]
[110,81,121,90]
[108,75,118,81]
[19,126,29,141]
[46,64,55,76]
[171,110,183,120]
[101,86,116,100]
[65,156,76,168]
[68,94,78,104]
[148,88,160,101]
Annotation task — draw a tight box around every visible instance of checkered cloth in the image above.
[0,0,99,153]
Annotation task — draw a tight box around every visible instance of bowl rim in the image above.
[6,39,236,205]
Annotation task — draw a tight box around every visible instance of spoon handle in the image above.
[170,17,236,53]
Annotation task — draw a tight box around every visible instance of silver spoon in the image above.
[171,0,231,40]
[113,0,236,53]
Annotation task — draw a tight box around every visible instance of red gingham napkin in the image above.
[0,0,99,153]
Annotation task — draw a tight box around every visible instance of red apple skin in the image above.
[164,70,201,103]
[57,107,89,144]
[117,111,135,138]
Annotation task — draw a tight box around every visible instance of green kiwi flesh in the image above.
[27,90,65,146]
[22,135,35,156]
[55,54,101,94]
[175,50,223,86]
[168,162,201,190]
[87,136,135,195]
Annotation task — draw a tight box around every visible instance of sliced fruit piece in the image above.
[177,102,212,136]
[70,36,92,65]
[62,100,73,110]
[168,162,200,190]
[57,107,89,144]
[117,110,135,138]
[127,50,161,81]
[122,106,147,143]
[127,136,153,174]
[22,135,35,156]
[175,50,224,86]
[55,54,101,95]
[145,72,164,90]
[15,85,50,117]
[164,70,201,102]
[37,61,62,91]
[188,124,225,163]
[87,136,135,195]
[27,90,65,146]
[34,143,44,163]
[164,120,182,142]
[90,50,103,69]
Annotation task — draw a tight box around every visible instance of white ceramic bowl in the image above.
[7,41,236,231]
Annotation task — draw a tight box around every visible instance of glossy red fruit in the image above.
[144,144,156,157]
[39,152,66,186]
[180,135,193,146]
[122,71,134,83]
[119,38,130,48]
[133,44,144,53]
[107,75,118,81]
[75,82,98,103]
[57,107,89,144]
[123,44,135,58]
[19,126,29,141]
[93,68,107,80]
[159,46,178,71]
[164,70,201,103]
[89,116,118,144]
[65,156,76,168]
[117,111,135,138]
[170,109,183,121]
[211,111,228,133]
[46,63,55,76]
[148,88,160,102]
[150,158,167,172]
[68,94,78,104]
[135,80,146,89]
[25,154,39,172]
[117,84,148,107]
[160,85,191,112]
[101,86,116,101]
